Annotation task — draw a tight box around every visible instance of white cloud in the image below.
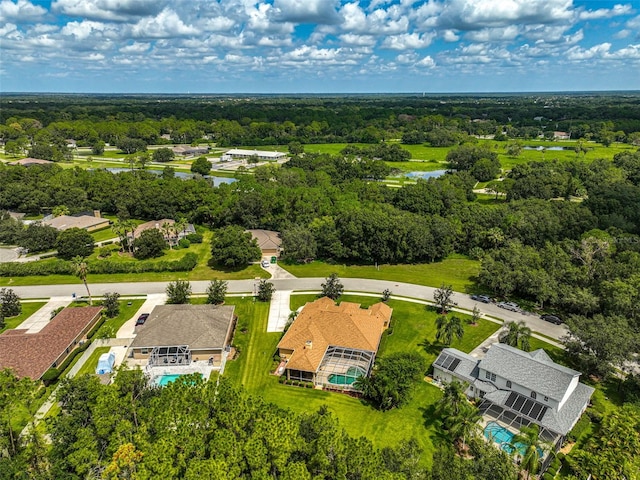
[615,29,630,39]
[0,22,17,36]
[61,20,112,40]
[52,0,165,22]
[465,25,520,42]
[340,2,409,35]
[416,55,435,67]
[272,0,340,24]
[442,29,459,42]
[626,14,640,29]
[119,41,149,53]
[0,0,46,22]
[567,42,611,60]
[381,32,434,50]
[396,52,418,63]
[339,34,377,46]
[131,8,198,38]
[579,4,632,20]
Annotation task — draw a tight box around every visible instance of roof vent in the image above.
[304,340,312,349]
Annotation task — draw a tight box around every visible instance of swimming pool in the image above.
[484,422,543,457]
[155,373,202,386]
[327,366,365,385]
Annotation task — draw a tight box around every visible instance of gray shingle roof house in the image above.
[432,343,594,438]
[130,305,236,365]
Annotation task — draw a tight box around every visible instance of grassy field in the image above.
[225,294,501,467]
[0,302,47,333]
[91,227,117,243]
[0,229,269,287]
[75,346,111,377]
[280,255,480,292]
[94,299,146,338]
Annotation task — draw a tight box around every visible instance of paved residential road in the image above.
[11,278,568,341]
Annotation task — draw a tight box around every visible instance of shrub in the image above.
[87,316,107,338]
[178,238,190,249]
[41,368,60,384]
[186,233,203,243]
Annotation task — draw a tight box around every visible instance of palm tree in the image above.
[161,221,173,249]
[174,217,188,244]
[499,321,532,351]
[510,424,549,480]
[447,403,482,452]
[435,314,464,346]
[111,219,127,250]
[438,380,469,416]
[72,256,92,305]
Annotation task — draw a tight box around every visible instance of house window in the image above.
[141,348,149,355]
[506,380,512,388]
[479,391,485,398]
[531,391,537,399]
[485,371,491,379]
[544,396,548,402]
[491,373,496,382]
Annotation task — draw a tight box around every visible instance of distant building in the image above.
[42,212,110,232]
[221,149,286,162]
[131,219,196,246]
[553,131,571,140]
[246,229,282,256]
[172,145,209,156]
[0,306,103,379]
[8,158,53,167]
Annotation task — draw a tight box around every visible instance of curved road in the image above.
[11,277,568,341]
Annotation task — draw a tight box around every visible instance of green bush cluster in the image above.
[186,233,203,243]
[41,340,90,385]
[0,252,198,277]
[567,414,591,442]
[86,315,106,339]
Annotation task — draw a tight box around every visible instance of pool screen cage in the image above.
[478,398,563,471]
[149,345,191,366]
[315,346,375,391]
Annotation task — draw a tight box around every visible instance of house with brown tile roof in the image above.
[130,219,196,246]
[0,306,102,379]
[277,297,392,391]
[8,158,53,166]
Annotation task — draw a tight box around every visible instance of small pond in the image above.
[523,146,572,151]
[404,170,448,180]
[100,168,236,186]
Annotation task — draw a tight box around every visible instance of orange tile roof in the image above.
[277,297,392,373]
[0,306,102,379]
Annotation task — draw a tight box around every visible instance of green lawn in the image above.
[280,255,480,292]
[0,302,47,333]
[225,294,500,467]
[75,346,111,377]
[93,299,146,338]
[0,229,269,286]
[91,227,117,243]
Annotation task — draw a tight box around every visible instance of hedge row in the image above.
[0,252,198,277]
[41,340,91,385]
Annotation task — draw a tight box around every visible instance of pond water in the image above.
[523,146,571,151]
[404,170,448,180]
[100,168,236,186]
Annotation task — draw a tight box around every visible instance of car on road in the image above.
[261,260,270,268]
[470,294,492,303]
[135,313,149,326]
[497,301,520,312]
[541,314,563,325]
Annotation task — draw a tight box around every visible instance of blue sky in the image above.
[1,0,639,93]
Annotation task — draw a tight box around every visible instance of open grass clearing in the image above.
[0,301,47,333]
[91,227,118,243]
[93,299,146,338]
[280,255,480,292]
[226,294,500,467]
[75,346,111,377]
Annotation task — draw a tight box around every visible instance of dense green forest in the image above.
[1,95,639,156]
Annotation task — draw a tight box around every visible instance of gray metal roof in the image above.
[130,304,235,350]
[478,343,579,401]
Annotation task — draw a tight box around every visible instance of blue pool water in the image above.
[328,366,365,385]
[155,373,202,386]
[483,422,543,457]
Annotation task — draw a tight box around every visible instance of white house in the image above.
[221,149,286,162]
[433,343,594,443]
